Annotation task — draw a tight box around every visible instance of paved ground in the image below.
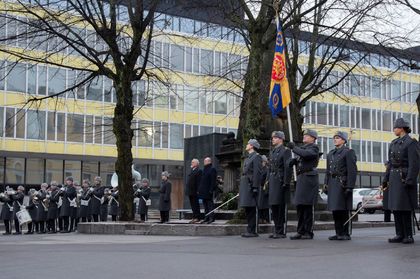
[1,227,419,279]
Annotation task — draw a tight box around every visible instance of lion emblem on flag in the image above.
[271,53,286,82]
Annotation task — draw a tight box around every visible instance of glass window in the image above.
[64,160,81,184]
[100,162,115,187]
[27,110,46,140]
[185,47,193,72]
[391,79,401,101]
[0,156,4,186]
[86,76,103,101]
[200,126,213,135]
[371,77,381,99]
[82,161,98,182]
[0,107,3,137]
[214,91,227,114]
[153,121,161,148]
[361,175,370,188]
[184,86,199,112]
[333,104,339,126]
[103,117,115,145]
[46,159,63,184]
[162,43,170,68]
[350,139,360,161]
[170,44,184,71]
[317,103,327,125]
[5,108,15,137]
[180,18,194,34]
[200,49,213,74]
[48,67,66,95]
[27,65,37,94]
[85,115,94,143]
[161,122,168,148]
[382,111,392,131]
[67,114,84,142]
[5,157,25,184]
[16,109,25,139]
[214,51,221,75]
[361,109,371,130]
[372,142,381,163]
[154,84,168,109]
[350,75,360,96]
[26,158,44,185]
[104,77,113,103]
[7,62,26,93]
[193,48,200,73]
[139,120,153,147]
[170,123,184,149]
[55,112,65,141]
[94,116,102,144]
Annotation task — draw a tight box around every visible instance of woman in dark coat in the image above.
[1,189,15,235]
[136,178,152,222]
[109,187,119,221]
[159,171,172,223]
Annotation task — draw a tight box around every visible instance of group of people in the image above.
[239,117,419,244]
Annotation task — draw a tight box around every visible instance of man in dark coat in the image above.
[11,185,25,235]
[109,187,119,221]
[324,131,357,241]
[288,129,320,240]
[186,159,202,224]
[100,187,111,222]
[383,118,420,244]
[25,189,39,234]
[90,176,104,222]
[159,171,172,223]
[268,131,292,239]
[239,139,262,237]
[136,178,152,222]
[258,155,270,224]
[59,177,77,233]
[79,179,92,223]
[36,183,49,233]
[198,157,217,224]
[47,182,60,233]
[1,189,15,235]
[382,162,391,222]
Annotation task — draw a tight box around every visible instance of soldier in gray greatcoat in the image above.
[47,182,60,233]
[1,189,15,235]
[136,178,152,222]
[268,131,292,239]
[383,118,420,244]
[36,183,49,233]
[239,139,262,238]
[59,177,77,233]
[109,187,119,221]
[159,171,172,223]
[324,131,357,241]
[258,155,270,224]
[90,176,105,222]
[288,129,320,240]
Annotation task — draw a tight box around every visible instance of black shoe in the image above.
[402,236,414,244]
[272,233,286,239]
[13,232,22,235]
[329,235,339,240]
[2,232,11,235]
[301,234,314,240]
[24,231,33,235]
[241,232,259,238]
[60,230,69,233]
[47,231,56,234]
[337,235,351,241]
[290,233,303,240]
[388,236,403,243]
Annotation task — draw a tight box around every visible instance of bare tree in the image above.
[0,0,164,220]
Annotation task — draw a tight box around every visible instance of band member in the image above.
[159,171,172,223]
[36,183,49,234]
[136,178,152,222]
[79,179,92,223]
[239,139,262,238]
[324,131,357,241]
[90,176,104,222]
[100,187,111,222]
[109,187,119,221]
[198,157,217,224]
[47,182,60,233]
[268,131,292,238]
[1,188,15,235]
[11,186,25,235]
[383,118,420,244]
[25,189,39,234]
[186,159,202,224]
[258,155,270,224]
[59,177,77,233]
[288,129,320,240]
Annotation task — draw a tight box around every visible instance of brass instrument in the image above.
[1,186,17,197]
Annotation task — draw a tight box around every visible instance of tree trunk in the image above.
[113,74,134,221]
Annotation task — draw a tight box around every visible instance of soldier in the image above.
[288,129,320,240]
[159,171,172,223]
[186,159,202,224]
[100,187,111,222]
[239,139,262,238]
[79,179,92,223]
[47,182,60,233]
[11,186,25,235]
[36,183,49,234]
[268,131,292,239]
[59,177,77,233]
[258,155,270,224]
[198,157,217,224]
[90,176,104,222]
[136,178,152,222]
[109,187,119,221]
[324,131,357,241]
[383,118,420,244]
[0,188,15,235]
[25,189,39,234]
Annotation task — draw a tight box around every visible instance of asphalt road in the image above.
[1,227,419,279]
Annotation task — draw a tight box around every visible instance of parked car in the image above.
[361,188,383,214]
[353,188,376,213]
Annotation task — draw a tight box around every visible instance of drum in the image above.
[16,209,32,225]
